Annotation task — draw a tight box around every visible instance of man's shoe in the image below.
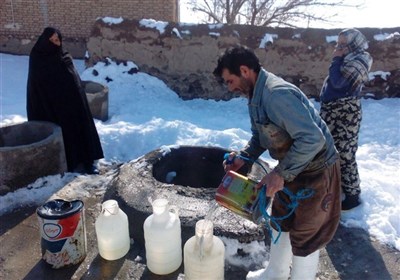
[342,194,361,211]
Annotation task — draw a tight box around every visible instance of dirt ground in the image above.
[0,167,399,280]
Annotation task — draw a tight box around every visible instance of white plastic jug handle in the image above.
[102,200,119,215]
[169,205,179,218]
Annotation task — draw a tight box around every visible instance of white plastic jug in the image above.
[184,219,225,280]
[143,198,182,275]
[95,199,130,260]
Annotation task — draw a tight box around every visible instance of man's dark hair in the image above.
[213,45,261,78]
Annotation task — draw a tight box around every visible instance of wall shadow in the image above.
[326,224,392,280]
[0,205,37,236]
[80,254,127,280]
[22,259,80,280]
[0,175,77,236]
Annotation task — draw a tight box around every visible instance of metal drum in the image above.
[37,199,87,269]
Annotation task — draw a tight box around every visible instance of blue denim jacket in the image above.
[241,69,337,182]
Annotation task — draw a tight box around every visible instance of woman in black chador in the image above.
[27,27,104,174]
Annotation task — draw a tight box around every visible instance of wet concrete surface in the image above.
[0,183,251,280]
[0,162,399,280]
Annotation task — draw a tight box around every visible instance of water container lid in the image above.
[37,199,84,219]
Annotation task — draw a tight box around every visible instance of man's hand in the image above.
[256,169,284,197]
[223,152,245,172]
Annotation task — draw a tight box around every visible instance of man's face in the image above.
[221,68,253,97]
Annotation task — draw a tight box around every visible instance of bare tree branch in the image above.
[186,0,362,27]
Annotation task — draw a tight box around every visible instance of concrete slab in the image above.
[0,163,399,280]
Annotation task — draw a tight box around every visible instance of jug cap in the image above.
[152,198,169,214]
[37,199,84,219]
[196,219,213,235]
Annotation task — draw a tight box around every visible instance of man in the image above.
[320,28,373,210]
[213,45,341,279]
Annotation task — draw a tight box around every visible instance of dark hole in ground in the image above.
[152,146,250,188]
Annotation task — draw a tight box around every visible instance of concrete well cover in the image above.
[83,80,109,122]
[0,121,67,193]
[106,145,270,246]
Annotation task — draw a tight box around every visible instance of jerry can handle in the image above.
[169,205,179,218]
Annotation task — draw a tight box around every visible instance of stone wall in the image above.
[86,19,400,100]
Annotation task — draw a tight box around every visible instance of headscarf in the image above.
[31,27,63,57]
[339,28,373,90]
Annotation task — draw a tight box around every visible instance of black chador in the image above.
[27,27,103,173]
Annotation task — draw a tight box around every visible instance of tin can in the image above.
[216,170,270,223]
[37,199,87,269]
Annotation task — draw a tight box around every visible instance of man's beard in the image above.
[239,76,254,98]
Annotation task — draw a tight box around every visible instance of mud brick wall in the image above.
[86,19,400,100]
[1,7,398,100]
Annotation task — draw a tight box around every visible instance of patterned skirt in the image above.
[320,97,362,196]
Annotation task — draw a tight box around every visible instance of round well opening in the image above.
[152,146,251,188]
[0,121,54,147]
[0,121,67,193]
[84,81,105,94]
[113,146,268,245]
[82,80,109,121]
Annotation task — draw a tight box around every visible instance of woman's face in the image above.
[335,34,349,55]
[49,33,61,46]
